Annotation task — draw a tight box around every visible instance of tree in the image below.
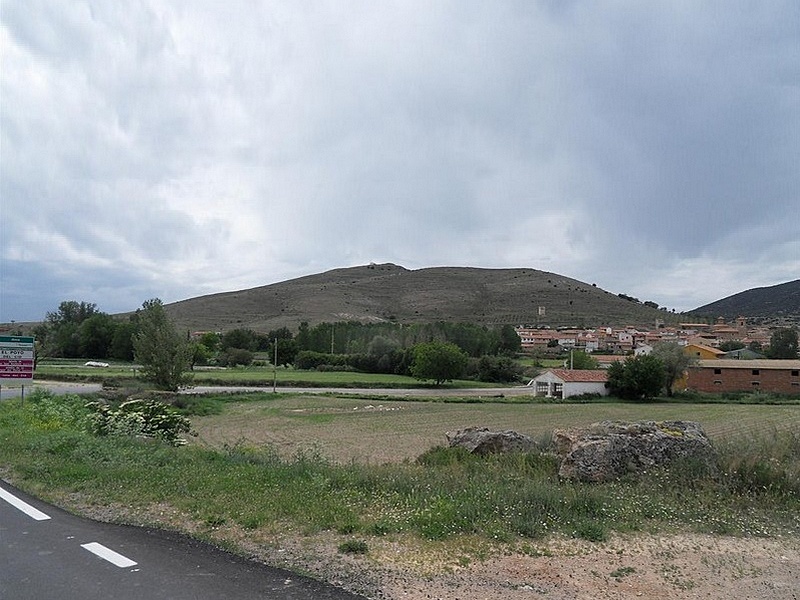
[197,332,221,353]
[220,328,258,352]
[133,299,193,391]
[718,340,745,352]
[651,341,694,397]
[476,355,522,383]
[296,321,311,351]
[567,350,599,370]
[46,300,99,327]
[607,355,665,401]
[37,300,103,358]
[221,347,254,367]
[78,313,117,358]
[264,328,298,365]
[409,341,468,386]
[110,320,137,360]
[498,325,522,355]
[767,327,799,359]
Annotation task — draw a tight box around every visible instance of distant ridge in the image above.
[164,263,672,333]
[691,279,800,321]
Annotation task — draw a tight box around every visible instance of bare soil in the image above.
[78,500,800,600]
[333,532,800,600]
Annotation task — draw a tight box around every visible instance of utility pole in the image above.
[272,338,277,393]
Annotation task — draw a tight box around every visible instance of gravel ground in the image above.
[287,532,800,600]
[62,497,800,600]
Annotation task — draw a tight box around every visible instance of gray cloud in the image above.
[2,1,798,322]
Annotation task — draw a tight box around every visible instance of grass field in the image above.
[2,382,798,599]
[189,393,800,464]
[33,360,498,388]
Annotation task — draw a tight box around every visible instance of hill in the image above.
[164,263,673,333]
[691,279,800,322]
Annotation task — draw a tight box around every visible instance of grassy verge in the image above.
[33,361,500,389]
[1,390,798,553]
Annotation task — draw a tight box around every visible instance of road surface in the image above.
[1,380,534,400]
[0,480,367,600]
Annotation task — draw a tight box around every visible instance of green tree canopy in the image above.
[46,300,99,327]
[78,313,117,358]
[409,341,468,386]
[607,354,665,401]
[567,350,599,370]
[36,300,104,358]
[651,341,695,397]
[498,325,522,355]
[133,299,193,391]
[767,327,799,359]
[220,328,259,352]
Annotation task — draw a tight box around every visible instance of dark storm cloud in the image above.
[1,1,797,322]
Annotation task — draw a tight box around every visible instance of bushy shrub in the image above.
[24,390,90,430]
[219,348,254,367]
[86,399,195,446]
[475,355,523,383]
[295,351,349,370]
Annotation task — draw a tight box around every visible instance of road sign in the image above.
[0,336,35,384]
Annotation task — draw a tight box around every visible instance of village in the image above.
[517,316,800,398]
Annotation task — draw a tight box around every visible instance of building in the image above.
[684,343,726,360]
[686,360,800,395]
[527,369,609,399]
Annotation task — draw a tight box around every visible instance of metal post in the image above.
[273,339,277,393]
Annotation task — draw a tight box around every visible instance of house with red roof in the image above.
[527,368,609,399]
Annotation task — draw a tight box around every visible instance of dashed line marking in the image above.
[0,485,51,521]
[81,542,138,568]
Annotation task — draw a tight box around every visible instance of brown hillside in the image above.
[164,263,672,333]
[691,279,800,322]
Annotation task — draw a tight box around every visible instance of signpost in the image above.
[0,336,35,402]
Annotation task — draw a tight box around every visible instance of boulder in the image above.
[553,420,716,482]
[446,427,537,455]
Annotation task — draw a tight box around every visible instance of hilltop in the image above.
[164,263,673,333]
[691,279,800,322]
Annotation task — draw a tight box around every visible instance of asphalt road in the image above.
[0,481,368,600]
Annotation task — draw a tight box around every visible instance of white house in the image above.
[527,369,609,399]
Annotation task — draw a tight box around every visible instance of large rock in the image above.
[446,427,537,455]
[553,420,717,482]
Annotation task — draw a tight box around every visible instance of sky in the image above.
[1,1,798,324]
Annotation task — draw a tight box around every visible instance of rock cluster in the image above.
[553,420,717,482]
[446,427,537,455]
[442,421,717,483]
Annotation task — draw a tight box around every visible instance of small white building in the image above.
[527,369,609,399]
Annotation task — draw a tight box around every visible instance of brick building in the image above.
[686,360,800,395]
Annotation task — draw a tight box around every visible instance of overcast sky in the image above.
[1,1,798,323]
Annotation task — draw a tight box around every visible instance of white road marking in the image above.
[0,485,51,521]
[81,542,138,568]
